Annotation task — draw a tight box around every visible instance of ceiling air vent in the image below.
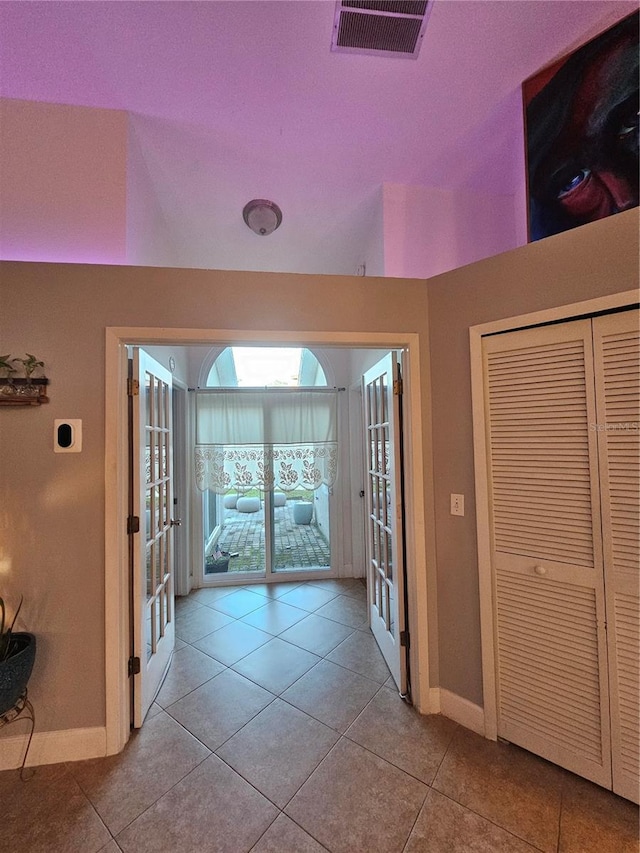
[331,1,432,59]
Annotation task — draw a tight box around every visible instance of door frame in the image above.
[171,381,191,597]
[470,290,638,741]
[105,327,433,755]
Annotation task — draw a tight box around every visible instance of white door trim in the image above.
[470,290,638,741]
[171,381,190,597]
[105,327,433,755]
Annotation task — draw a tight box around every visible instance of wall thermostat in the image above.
[54,419,82,453]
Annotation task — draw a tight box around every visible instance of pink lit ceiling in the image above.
[0,1,636,274]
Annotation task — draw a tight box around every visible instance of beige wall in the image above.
[427,209,639,705]
[0,99,128,265]
[0,208,637,738]
[383,182,520,280]
[0,264,433,733]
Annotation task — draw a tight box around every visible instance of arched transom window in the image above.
[196,346,336,494]
[206,347,327,388]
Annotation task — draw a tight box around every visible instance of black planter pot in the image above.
[204,555,230,574]
[0,632,36,716]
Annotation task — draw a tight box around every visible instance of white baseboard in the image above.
[0,725,107,770]
[428,687,441,713]
[431,688,485,736]
[0,691,483,770]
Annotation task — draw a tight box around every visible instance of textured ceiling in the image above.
[0,1,636,274]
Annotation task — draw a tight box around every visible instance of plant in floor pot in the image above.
[204,553,230,574]
[0,595,36,716]
[293,501,314,525]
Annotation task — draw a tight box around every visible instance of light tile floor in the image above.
[2,578,638,852]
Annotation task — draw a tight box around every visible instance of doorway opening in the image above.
[105,327,431,755]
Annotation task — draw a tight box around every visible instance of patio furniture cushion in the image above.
[236,496,261,513]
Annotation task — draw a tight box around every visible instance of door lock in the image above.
[170,518,182,527]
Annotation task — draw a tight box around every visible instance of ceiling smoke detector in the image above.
[331,1,432,59]
[243,199,283,236]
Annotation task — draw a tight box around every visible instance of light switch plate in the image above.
[450,493,464,516]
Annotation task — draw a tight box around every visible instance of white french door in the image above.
[363,352,408,694]
[131,348,175,727]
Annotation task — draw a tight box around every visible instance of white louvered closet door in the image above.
[483,321,612,788]
[593,310,639,803]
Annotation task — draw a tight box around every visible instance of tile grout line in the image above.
[398,779,429,853]
[555,778,565,853]
[64,765,121,850]
[406,787,551,853]
[176,630,389,735]
[154,580,392,850]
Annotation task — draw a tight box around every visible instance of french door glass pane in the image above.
[202,483,330,578]
[273,487,330,573]
[204,489,266,577]
[146,544,153,596]
[145,604,152,662]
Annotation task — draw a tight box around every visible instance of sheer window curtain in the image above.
[194,390,338,493]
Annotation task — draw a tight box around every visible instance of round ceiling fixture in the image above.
[242,199,283,236]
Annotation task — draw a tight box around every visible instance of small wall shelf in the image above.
[0,378,49,406]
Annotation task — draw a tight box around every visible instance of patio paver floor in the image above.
[207,503,330,574]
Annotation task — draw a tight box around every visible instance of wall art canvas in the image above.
[524,11,638,242]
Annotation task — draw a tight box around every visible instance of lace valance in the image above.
[194,390,338,493]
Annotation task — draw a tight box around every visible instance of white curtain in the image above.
[195,390,338,493]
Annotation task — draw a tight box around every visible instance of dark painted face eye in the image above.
[558,169,591,198]
[618,110,639,139]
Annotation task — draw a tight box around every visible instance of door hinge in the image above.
[400,630,410,648]
[128,656,141,677]
[127,377,140,396]
[127,515,140,535]
[393,378,403,396]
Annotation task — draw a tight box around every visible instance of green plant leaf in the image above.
[0,595,23,661]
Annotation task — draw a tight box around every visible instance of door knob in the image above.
[534,565,547,576]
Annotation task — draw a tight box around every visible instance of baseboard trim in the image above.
[428,687,441,713]
[0,691,484,769]
[0,725,107,770]
[432,688,485,735]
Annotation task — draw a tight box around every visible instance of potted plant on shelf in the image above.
[0,355,16,378]
[0,354,48,404]
[13,353,45,385]
[0,596,36,717]
[0,355,17,398]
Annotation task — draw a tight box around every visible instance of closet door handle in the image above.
[534,565,547,576]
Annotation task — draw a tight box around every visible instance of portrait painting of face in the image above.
[524,12,639,242]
